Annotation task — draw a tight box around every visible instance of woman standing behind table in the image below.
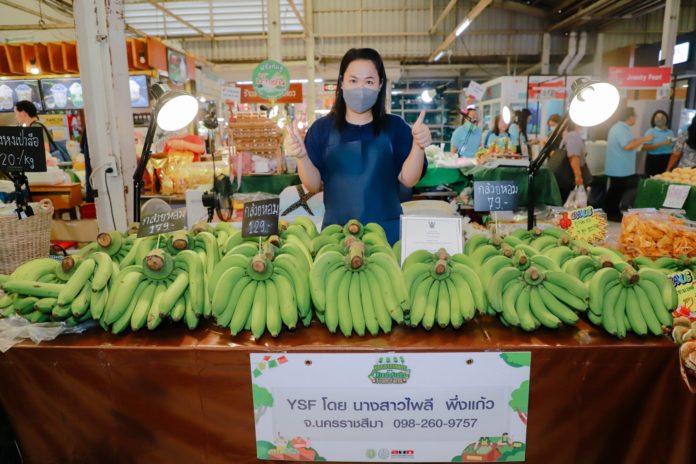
[643,110,675,176]
[284,48,430,245]
[483,114,511,151]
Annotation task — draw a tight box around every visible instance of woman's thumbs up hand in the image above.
[284,120,308,159]
[412,110,432,149]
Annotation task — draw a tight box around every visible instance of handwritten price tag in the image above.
[473,181,518,212]
[137,208,187,238]
[0,126,46,172]
[662,184,691,209]
[557,206,607,244]
[242,198,280,238]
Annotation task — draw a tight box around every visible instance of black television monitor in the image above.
[129,75,150,108]
[0,79,43,112]
[40,78,84,110]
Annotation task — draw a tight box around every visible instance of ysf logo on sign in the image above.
[428,221,436,229]
[368,356,411,384]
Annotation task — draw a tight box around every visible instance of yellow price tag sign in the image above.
[670,270,696,321]
[557,206,607,243]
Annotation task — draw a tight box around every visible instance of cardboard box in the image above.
[51,219,99,242]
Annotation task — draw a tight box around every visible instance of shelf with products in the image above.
[391,89,460,150]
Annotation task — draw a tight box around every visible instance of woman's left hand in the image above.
[412,110,432,149]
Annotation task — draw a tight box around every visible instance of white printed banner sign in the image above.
[250,352,531,462]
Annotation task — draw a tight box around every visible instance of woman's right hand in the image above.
[284,120,308,159]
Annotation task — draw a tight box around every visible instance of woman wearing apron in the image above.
[285,48,431,244]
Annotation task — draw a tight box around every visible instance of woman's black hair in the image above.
[330,48,388,134]
[687,117,696,151]
[515,108,531,138]
[15,100,38,118]
[650,109,670,128]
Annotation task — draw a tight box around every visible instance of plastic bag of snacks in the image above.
[620,211,696,258]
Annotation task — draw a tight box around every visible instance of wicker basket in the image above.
[0,199,54,274]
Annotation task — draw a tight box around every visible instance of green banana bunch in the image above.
[211,245,310,338]
[405,255,485,330]
[463,233,507,256]
[587,265,675,338]
[312,239,406,336]
[508,227,544,244]
[630,255,696,274]
[487,264,587,330]
[563,254,617,283]
[99,248,206,333]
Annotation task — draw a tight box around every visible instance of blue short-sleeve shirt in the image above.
[644,127,675,155]
[606,121,637,177]
[450,122,483,158]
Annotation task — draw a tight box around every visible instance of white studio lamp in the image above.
[502,105,512,125]
[526,78,620,229]
[133,82,199,222]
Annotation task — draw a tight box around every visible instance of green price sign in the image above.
[252,60,290,101]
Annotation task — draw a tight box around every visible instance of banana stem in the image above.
[61,256,76,272]
[346,242,365,270]
[251,255,267,274]
[491,235,503,247]
[434,259,448,275]
[261,241,276,261]
[620,266,640,286]
[502,245,513,258]
[600,255,614,268]
[268,235,281,247]
[191,223,207,236]
[145,251,165,271]
[436,248,448,261]
[559,235,570,246]
[97,232,112,248]
[348,223,360,235]
[515,252,528,266]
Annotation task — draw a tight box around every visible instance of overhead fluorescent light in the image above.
[236,80,252,85]
[455,19,471,37]
[290,78,325,84]
[434,51,445,62]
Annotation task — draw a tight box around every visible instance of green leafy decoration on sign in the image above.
[499,352,531,368]
[253,383,273,424]
[509,380,529,425]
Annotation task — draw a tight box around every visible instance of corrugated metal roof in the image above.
[124,0,304,37]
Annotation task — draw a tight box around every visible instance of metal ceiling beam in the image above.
[427,0,494,61]
[0,23,73,31]
[144,0,211,38]
[547,0,613,32]
[493,0,547,19]
[0,0,66,23]
[429,0,458,35]
[287,0,306,32]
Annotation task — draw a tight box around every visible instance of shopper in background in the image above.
[284,48,430,244]
[667,117,696,170]
[605,106,654,221]
[509,109,531,157]
[14,100,70,162]
[14,101,49,153]
[483,114,510,150]
[643,110,675,176]
[450,106,482,158]
[562,121,592,201]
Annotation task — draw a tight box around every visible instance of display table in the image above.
[29,182,83,219]
[0,318,693,464]
[415,166,562,206]
[231,173,300,195]
[634,178,696,220]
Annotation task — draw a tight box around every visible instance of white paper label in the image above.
[662,184,691,209]
[400,216,462,265]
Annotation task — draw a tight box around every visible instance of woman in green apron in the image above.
[285,48,430,244]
